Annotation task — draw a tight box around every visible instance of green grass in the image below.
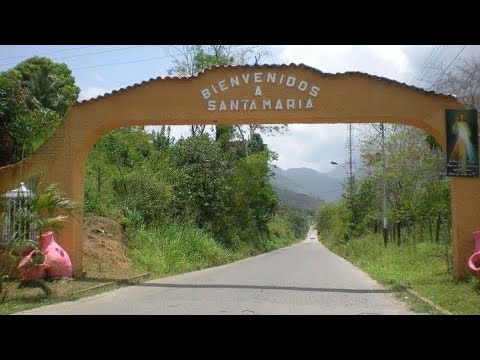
[319,232,480,314]
[128,222,237,276]
[128,216,302,277]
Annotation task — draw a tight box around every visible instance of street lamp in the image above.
[330,161,346,170]
[330,161,353,188]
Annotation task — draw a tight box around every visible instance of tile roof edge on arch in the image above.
[74,63,457,106]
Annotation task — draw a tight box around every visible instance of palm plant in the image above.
[5,173,79,258]
[23,67,65,113]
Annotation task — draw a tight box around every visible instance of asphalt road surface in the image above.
[17,228,414,315]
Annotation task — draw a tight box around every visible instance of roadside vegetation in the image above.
[315,54,480,314]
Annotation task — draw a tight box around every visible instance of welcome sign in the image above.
[200,72,320,112]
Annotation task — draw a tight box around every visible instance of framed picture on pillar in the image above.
[446,109,479,177]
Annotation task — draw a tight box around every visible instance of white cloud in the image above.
[79,86,107,101]
[367,45,410,74]
[264,124,349,173]
[273,45,413,82]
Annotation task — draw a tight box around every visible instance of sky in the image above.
[1,45,479,173]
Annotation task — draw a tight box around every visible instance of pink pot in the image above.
[18,250,46,281]
[39,232,72,278]
[468,230,480,278]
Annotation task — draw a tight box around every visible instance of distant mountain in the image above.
[269,165,343,204]
[282,167,343,203]
[269,166,306,194]
[274,188,325,211]
[326,159,367,181]
[326,164,347,181]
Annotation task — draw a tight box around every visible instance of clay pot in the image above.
[39,232,72,278]
[18,250,46,281]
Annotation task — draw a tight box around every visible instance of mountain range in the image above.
[269,165,345,211]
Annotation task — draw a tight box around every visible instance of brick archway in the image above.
[0,64,475,279]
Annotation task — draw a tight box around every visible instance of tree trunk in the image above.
[429,217,433,242]
[420,218,424,242]
[412,221,417,244]
[0,130,16,166]
[397,222,401,246]
[435,212,442,243]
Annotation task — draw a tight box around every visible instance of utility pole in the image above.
[345,124,355,236]
[381,123,388,246]
[347,124,354,187]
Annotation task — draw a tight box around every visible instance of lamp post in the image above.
[330,161,345,170]
[331,161,353,192]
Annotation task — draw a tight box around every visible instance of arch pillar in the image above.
[451,177,480,279]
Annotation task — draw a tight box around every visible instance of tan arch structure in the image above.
[0,64,477,279]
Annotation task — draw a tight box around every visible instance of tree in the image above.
[168,46,235,136]
[0,57,80,165]
[0,72,59,164]
[12,56,80,116]
[424,55,480,149]
[170,135,231,234]
[23,66,66,112]
[432,56,480,110]
[235,124,287,157]
[151,125,174,151]
[0,72,29,165]
[356,123,448,243]
[230,151,279,235]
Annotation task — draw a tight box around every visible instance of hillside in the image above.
[270,166,343,203]
[275,188,324,211]
[269,165,305,194]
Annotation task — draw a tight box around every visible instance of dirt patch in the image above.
[82,213,134,279]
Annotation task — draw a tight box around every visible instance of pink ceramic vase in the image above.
[18,250,46,281]
[39,232,73,278]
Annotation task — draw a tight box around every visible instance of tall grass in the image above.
[128,214,303,277]
[128,221,236,276]
[319,233,480,314]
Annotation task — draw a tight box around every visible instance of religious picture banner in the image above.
[446,109,479,177]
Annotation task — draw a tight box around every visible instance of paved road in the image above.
[17,228,414,315]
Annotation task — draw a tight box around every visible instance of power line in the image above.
[409,45,440,85]
[412,45,448,87]
[413,46,443,85]
[0,45,149,67]
[415,45,449,85]
[71,55,171,71]
[44,45,147,61]
[428,45,468,90]
[0,45,99,62]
